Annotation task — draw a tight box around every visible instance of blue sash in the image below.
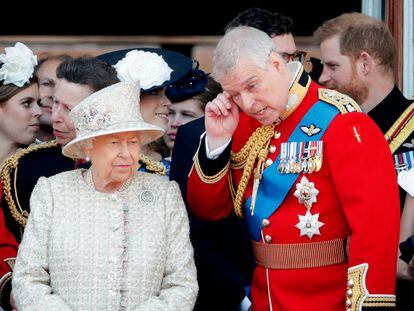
[245,101,339,241]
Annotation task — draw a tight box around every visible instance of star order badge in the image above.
[295,210,324,239]
[294,176,324,238]
[293,176,319,208]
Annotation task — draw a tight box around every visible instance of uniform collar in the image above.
[368,85,413,134]
[280,62,311,120]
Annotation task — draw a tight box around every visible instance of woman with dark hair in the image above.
[164,72,222,157]
[98,48,193,176]
[0,42,41,165]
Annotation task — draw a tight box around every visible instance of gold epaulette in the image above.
[318,89,362,114]
[1,140,58,227]
[0,258,15,303]
[385,102,414,154]
[138,153,167,176]
[347,263,396,311]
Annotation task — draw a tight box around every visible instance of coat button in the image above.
[274,131,281,139]
[264,235,272,243]
[269,145,276,154]
[262,219,270,227]
[265,158,273,167]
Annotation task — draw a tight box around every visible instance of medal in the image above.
[294,176,324,239]
[295,210,324,239]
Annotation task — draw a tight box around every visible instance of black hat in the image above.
[97,48,192,92]
[166,69,208,103]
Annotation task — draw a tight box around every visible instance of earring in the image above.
[85,156,90,162]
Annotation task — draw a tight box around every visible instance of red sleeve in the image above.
[325,112,399,295]
[187,137,234,220]
[0,203,18,309]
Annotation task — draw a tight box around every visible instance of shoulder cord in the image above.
[230,125,275,217]
[138,153,167,176]
[1,141,58,227]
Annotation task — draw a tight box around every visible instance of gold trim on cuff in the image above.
[193,151,229,184]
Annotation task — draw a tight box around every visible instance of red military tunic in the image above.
[188,68,399,311]
[0,182,18,310]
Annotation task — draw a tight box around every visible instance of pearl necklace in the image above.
[86,169,132,194]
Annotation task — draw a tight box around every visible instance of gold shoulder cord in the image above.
[230,125,275,218]
[1,141,58,227]
[138,153,167,176]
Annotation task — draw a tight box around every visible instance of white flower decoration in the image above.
[114,50,172,90]
[0,42,37,87]
[293,176,319,209]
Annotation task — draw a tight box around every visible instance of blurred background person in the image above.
[34,54,70,142]
[98,47,192,176]
[0,43,40,165]
[164,68,213,157]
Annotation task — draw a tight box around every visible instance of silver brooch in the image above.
[140,190,155,203]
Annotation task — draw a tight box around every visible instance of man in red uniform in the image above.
[187,26,400,310]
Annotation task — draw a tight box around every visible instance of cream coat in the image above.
[12,170,198,310]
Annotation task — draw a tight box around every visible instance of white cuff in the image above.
[205,134,231,160]
[398,168,414,197]
[238,295,251,311]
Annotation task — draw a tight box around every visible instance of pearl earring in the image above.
[85,156,90,162]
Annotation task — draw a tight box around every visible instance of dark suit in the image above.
[170,117,254,310]
[1,143,85,244]
[368,86,414,311]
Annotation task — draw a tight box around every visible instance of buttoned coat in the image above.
[13,169,198,311]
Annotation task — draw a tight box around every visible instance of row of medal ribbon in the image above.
[277,141,323,175]
[394,150,414,172]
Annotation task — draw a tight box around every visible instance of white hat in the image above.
[62,81,164,159]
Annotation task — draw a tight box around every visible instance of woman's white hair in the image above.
[212,26,278,81]
[79,138,96,152]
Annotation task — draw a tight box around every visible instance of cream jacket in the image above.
[12,170,198,310]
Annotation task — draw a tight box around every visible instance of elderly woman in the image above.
[12,81,198,310]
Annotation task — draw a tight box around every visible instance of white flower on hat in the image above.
[0,42,38,87]
[114,50,172,90]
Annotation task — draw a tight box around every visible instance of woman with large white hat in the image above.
[12,80,198,310]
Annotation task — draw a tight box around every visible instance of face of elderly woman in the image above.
[86,131,141,184]
[140,88,170,131]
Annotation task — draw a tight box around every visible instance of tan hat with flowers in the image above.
[62,80,164,159]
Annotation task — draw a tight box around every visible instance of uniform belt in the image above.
[252,237,349,269]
